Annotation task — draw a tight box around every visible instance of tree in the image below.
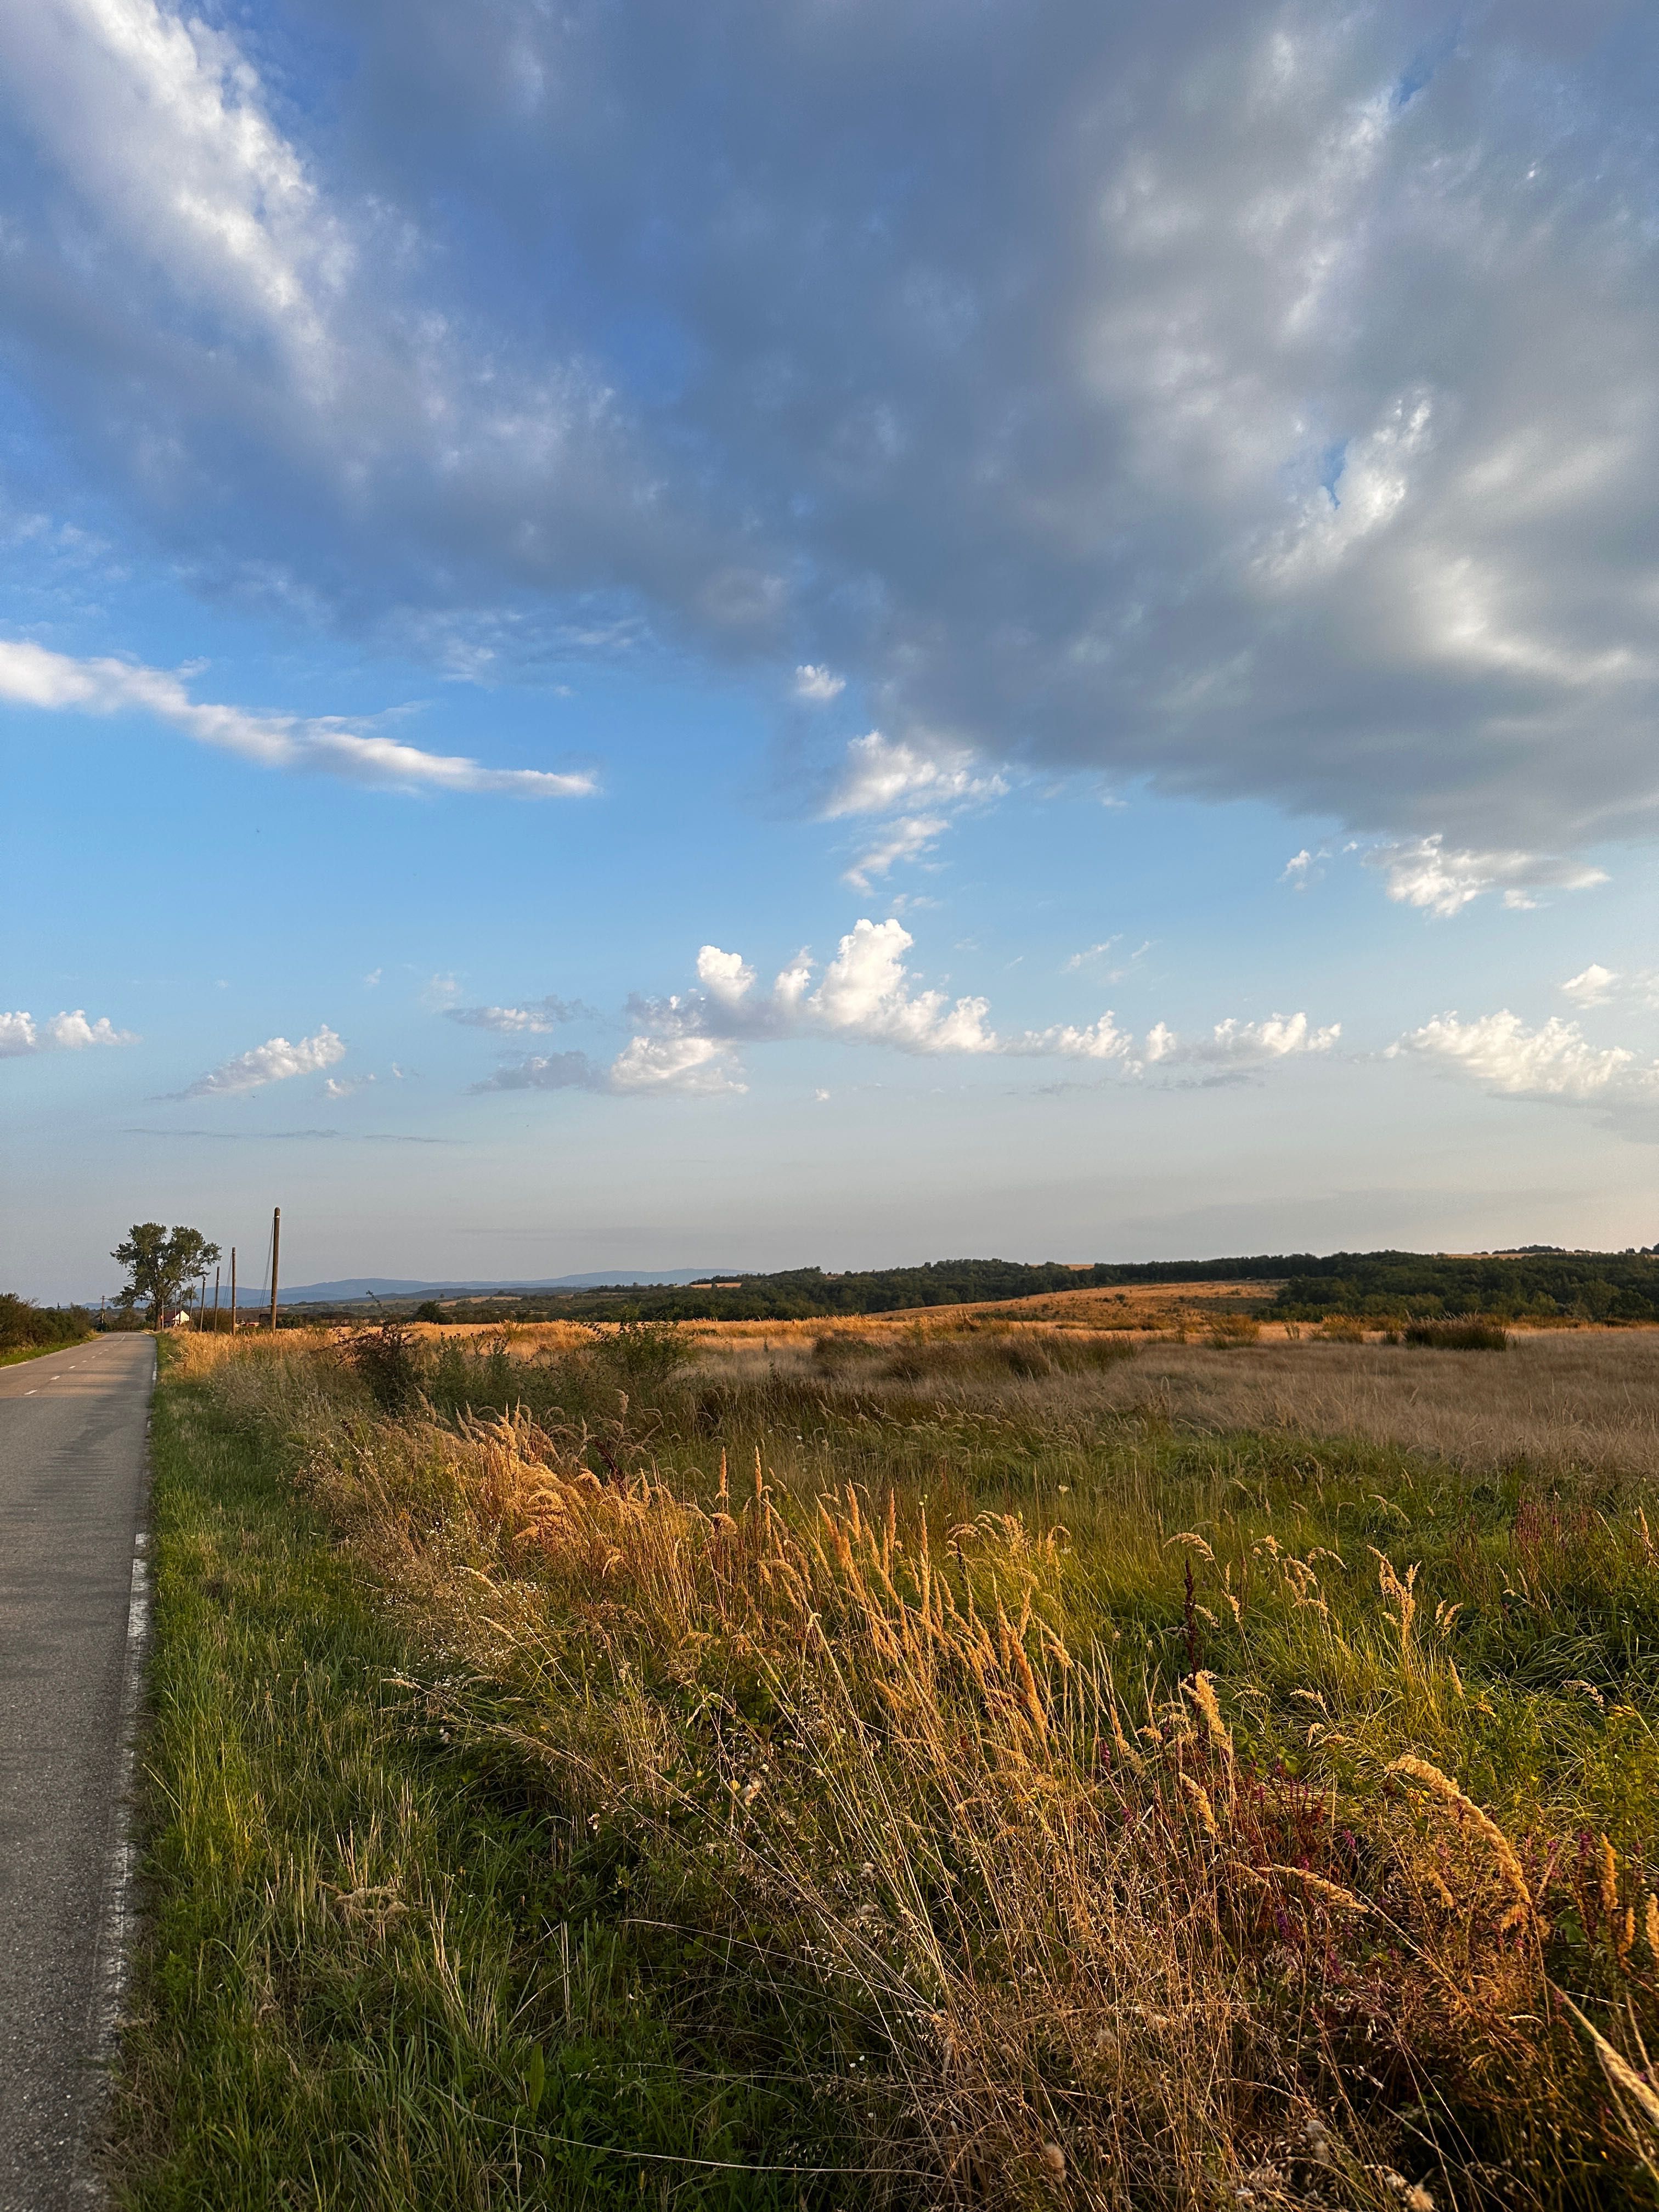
[112,1223,222,1328]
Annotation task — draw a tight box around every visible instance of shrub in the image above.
[414,1300,445,1324]
[0,1293,92,1351]
[1406,1318,1508,1351]
[584,1319,695,1393]
[1317,1315,1367,1344]
[342,1320,425,1412]
[1205,1314,1261,1348]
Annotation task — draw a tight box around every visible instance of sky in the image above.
[2,0,1657,1302]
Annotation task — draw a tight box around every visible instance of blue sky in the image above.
[3,0,1656,1301]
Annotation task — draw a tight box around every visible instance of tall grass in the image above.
[137,1328,1659,2208]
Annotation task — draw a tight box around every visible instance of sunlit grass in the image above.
[127,1325,1659,2208]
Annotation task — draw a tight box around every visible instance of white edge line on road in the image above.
[70,1339,156,2209]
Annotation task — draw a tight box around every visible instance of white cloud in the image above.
[1280,848,1326,890]
[181,1024,346,1098]
[1148,1012,1341,1066]
[1369,836,1609,919]
[794,664,845,702]
[695,946,759,1005]
[1061,938,1149,981]
[537,917,1340,1097]
[608,1036,743,1095]
[1,1007,135,1056]
[1561,964,1618,1009]
[842,814,948,891]
[1392,1010,1658,1108]
[823,731,1007,885]
[1559,963,1659,1013]
[1011,1014,1137,1063]
[810,919,996,1053]
[0,641,595,799]
[444,994,591,1033]
[470,1038,742,1097]
[825,731,1003,818]
[0,0,347,370]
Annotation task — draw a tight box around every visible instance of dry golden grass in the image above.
[650,1323,1659,1484]
[171,1322,1659,2207]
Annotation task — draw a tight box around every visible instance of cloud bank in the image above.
[1,1007,134,1056]
[4,5,1658,855]
[1392,1011,1659,1116]
[474,919,1337,1096]
[181,1024,346,1098]
[0,641,594,798]
[1369,838,1610,919]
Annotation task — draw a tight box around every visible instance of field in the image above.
[116,1315,1659,2209]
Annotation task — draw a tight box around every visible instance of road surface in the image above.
[0,1335,154,2211]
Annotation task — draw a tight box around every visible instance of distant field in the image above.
[121,1319,1659,2209]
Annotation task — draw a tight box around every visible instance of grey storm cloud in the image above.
[2,2,1657,849]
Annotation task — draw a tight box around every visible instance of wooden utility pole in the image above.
[269,1207,281,1334]
[212,1265,221,1335]
[229,1248,237,1336]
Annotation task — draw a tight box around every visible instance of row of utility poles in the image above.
[189,1207,281,1333]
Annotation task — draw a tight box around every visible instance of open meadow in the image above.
[119,1314,1659,2210]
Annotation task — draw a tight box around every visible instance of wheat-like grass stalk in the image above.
[1267,1864,1368,1914]
[1184,1670,1232,1758]
[1386,1756,1533,1920]
[1555,1989,1659,2134]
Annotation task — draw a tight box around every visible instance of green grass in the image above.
[0,1335,93,1367]
[117,1333,1659,2209]
[114,1362,834,2209]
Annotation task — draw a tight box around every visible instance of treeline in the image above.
[0,1294,95,1352]
[489,1256,1294,1322]
[286,1248,1659,1327]
[1266,1250,1659,1324]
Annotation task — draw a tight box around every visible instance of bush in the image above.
[1316,1315,1366,1344]
[414,1300,445,1324]
[1405,1318,1508,1351]
[1205,1315,1261,1348]
[0,1293,92,1351]
[342,1321,425,1412]
[583,1319,696,1393]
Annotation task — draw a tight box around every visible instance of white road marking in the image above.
[70,1345,155,2205]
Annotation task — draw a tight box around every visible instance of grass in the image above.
[116,1323,1659,2209]
[1,1334,93,1367]
[117,1348,825,2208]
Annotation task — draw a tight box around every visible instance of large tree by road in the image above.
[112,1223,221,1328]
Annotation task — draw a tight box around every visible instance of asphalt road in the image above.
[0,1336,154,2211]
